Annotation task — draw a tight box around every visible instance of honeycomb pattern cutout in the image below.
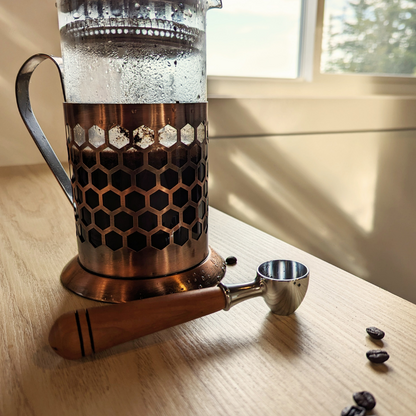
[133,125,154,149]
[197,123,205,143]
[89,125,105,148]
[67,118,208,252]
[74,124,85,146]
[109,126,130,149]
[181,124,194,145]
[159,125,177,148]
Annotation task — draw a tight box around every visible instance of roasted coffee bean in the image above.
[225,256,237,266]
[341,405,366,416]
[366,326,385,340]
[366,349,389,363]
[353,391,376,410]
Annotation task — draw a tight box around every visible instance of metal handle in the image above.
[15,53,73,205]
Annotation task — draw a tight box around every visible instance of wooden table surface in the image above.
[1,163,416,416]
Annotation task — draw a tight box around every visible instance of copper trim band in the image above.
[65,102,209,278]
[61,248,226,303]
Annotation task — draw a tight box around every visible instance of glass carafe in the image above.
[57,0,222,103]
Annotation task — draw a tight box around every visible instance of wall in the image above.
[209,130,416,304]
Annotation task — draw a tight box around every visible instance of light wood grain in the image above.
[1,164,416,415]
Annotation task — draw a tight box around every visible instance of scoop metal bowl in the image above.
[221,259,309,315]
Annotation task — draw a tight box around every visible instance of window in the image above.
[206,0,416,138]
[207,0,303,79]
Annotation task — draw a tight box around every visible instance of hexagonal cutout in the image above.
[192,221,202,240]
[173,227,189,246]
[133,125,155,149]
[158,124,177,148]
[111,170,131,191]
[181,124,194,145]
[190,144,202,165]
[105,231,123,251]
[162,209,179,229]
[160,169,179,190]
[103,190,121,211]
[81,207,92,226]
[198,163,206,182]
[125,191,145,212]
[123,148,143,170]
[71,146,80,166]
[151,230,170,250]
[204,216,208,233]
[171,147,188,167]
[91,169,108,190]
[148,150,168,170]
[66,124,71,144]
[88,228,102,248]
[203,181,208,198]
[100,148,119,170]
[77,224,86,243]
[136,170,156,191]
[88,125,105,148]
[69,163,74,184]
[125,191,146,212]
[127,232,147,252]
[109,126,130,149]
[94,210,110,230]
[138,211,158,231]
[82,147,97,168]
[173,188,188,208]
[74,124,86,147]
[182,166,195,187]
[197,122,205,143]
[114,211,134,232]
[76,166,88,188]
[74,185,83,204]
[191,184,202,203]
[183,206,196,225]
[198,201,206,219]
[150,190,169,211]
[85,189,99,209]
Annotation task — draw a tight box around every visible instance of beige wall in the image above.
[209,130,416,304]
[1,0,63,167]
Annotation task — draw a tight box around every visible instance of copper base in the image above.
[60,247,226,303]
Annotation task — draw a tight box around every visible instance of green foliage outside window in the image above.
[323,0,416,75]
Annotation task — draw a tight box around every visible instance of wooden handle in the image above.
[49,286,226,360]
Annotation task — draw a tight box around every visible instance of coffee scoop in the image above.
[49,260,309,359]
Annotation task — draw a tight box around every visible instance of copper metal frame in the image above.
[62,102,225,302]
[16,54,226,304]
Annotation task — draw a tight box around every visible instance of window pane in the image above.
[207,0,303,79]
[321,0,416,76]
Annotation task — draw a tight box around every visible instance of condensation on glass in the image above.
[57,0,221,103]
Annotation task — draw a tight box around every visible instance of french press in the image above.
[16,0,225,303]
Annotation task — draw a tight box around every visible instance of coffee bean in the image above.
[366,349,389,363]
[366,326,385,340]
[225,256,237,266]
[353,391,376,410]
[341,405,366,416]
